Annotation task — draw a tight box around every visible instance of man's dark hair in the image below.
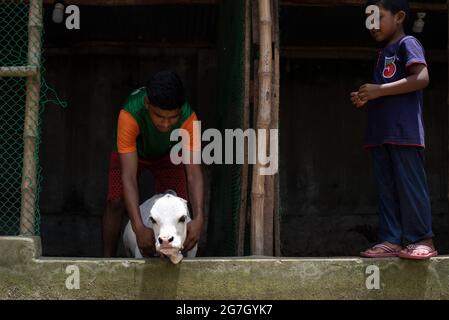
[146,70,185,110]
[366,0,410,17]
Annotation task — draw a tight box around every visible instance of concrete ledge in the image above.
[0,236,448,299]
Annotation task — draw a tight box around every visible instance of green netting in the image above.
[207,0,245,256]
[0,0,66,236]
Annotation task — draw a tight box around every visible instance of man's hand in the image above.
[357,83,382,102]
[135,226,158,257]
[183,218,203,252]
[350,91,368,108]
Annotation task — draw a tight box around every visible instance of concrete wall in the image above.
[1,236,449,299]
[279,58,449,257]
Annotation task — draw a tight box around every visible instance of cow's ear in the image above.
[180,198,189,214]
[165,189,177,196]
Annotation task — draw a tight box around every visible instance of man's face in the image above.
[145,97,181,133]
[368,6,404,43]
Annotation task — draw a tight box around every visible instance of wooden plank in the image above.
[281,46,448,62]
[45,40,214,49]
[281,0,447,12]
[263,175,274,255]
[43,0,217,5]
[237,0,252,257]
[250,0,259,256]
[44,46,200,56]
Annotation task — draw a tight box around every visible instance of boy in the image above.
[351,0,437,259]
[103,70,204,257]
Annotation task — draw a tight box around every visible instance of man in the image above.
[103,70,204,257]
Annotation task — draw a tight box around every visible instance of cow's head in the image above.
[148,193,189,256]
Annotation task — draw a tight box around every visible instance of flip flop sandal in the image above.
[360,243,401,258]
[399,244,438,260]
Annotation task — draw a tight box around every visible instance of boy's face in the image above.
[145,97,181,133]
[368,5,405,43]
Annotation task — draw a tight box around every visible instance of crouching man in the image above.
[102,70,204,257]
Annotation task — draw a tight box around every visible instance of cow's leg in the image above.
[186,244,198,258]
[102,199,126,257]
[134,246,143,259]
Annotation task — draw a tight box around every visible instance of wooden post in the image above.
[263,0,280,257]
[20,0,43,235]
[251,0,273,255]
[250,0,259,254]
[44,0,218,5]
[238,0,252,256]
[272,0,281,257]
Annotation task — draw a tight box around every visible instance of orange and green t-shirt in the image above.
[114,87,198,159]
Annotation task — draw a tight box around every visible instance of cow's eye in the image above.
[178,215,186,223]
[150,217,156,224]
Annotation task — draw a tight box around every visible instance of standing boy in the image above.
[352,0,437,259]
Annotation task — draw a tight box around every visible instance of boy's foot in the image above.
[399,239,438,260]
[360,242,402,258]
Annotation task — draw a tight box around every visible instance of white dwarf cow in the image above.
[123,190,197,264]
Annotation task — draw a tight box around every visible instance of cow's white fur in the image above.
[123,191,197,264]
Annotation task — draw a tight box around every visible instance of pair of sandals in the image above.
[360,242,438,260]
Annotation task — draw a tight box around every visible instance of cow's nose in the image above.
[158,236,174,244]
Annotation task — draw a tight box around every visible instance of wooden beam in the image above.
[45,40,214,49]
[281,0,447,12]
[43,0,217,5]
[281,46,448,62]
[237,0,251,257]
[0,66,38,77]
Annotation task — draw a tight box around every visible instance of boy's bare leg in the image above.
[102,199,126,257]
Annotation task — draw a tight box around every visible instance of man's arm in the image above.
[183,159,204,251]
[357,64,429,102]
[120,152,156,257]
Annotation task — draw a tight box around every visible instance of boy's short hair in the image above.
[366,0,410,17]
[146,70,186,110]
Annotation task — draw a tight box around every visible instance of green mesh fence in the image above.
[0,0,65,236]
[207,0,245,256]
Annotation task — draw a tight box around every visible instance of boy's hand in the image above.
[358,83,382,101]
[135,226,158,257]
[350,92,368,108]
[183,218,203,252]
